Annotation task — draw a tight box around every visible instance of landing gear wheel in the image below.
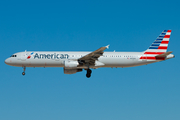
[22,72,25,76]
[86,69,92,78]
[86,73,91,78]
[22,66,26,76]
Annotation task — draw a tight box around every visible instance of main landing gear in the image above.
[22,66,26,76]
[86,69,92,78]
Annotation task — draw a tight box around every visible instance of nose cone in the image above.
[5,58,10,65]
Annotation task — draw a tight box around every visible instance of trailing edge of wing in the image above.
[78,45,109,66]
[79,45,109,61]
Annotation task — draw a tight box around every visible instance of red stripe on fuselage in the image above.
[167,30,171,32]
[144,52,165,54]
[140,56,154,59]
[140,56,165,60]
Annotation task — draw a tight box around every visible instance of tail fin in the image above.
[144,30,171,54]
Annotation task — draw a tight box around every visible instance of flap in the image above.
[78,45,109,65]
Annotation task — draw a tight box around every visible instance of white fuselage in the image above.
[4,30,175,77]
[5,51,173,69]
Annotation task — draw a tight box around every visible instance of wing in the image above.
[78,45,109,66]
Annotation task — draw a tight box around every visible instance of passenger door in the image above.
[21,53,27,61]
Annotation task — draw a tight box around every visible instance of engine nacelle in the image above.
[64,60,79,68]
[64,68,83,74]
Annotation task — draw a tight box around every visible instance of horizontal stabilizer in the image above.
[155,51,173,57]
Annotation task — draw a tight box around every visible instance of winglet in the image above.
[106,45,110,49]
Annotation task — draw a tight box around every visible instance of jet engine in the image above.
[64,60,79,68]
[64,68,83,74]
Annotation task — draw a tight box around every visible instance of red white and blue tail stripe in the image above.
[140,30,171,60]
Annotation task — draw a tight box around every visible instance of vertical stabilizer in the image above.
[140,30,172,61]
[144,30,171,54]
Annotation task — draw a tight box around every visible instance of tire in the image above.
[22,72,25,76]
[86,74,91,78]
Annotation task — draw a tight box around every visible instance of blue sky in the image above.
[0,0,180,120]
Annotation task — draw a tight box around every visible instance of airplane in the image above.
[5,30,174,78]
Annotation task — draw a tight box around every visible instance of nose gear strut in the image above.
[22,66,26,75]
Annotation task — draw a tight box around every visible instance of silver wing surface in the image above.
[78,45,109,66]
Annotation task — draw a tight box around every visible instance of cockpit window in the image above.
[10,55,17,57]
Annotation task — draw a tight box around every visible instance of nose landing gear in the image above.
[86,69,92,78]
[22,66,26,76]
